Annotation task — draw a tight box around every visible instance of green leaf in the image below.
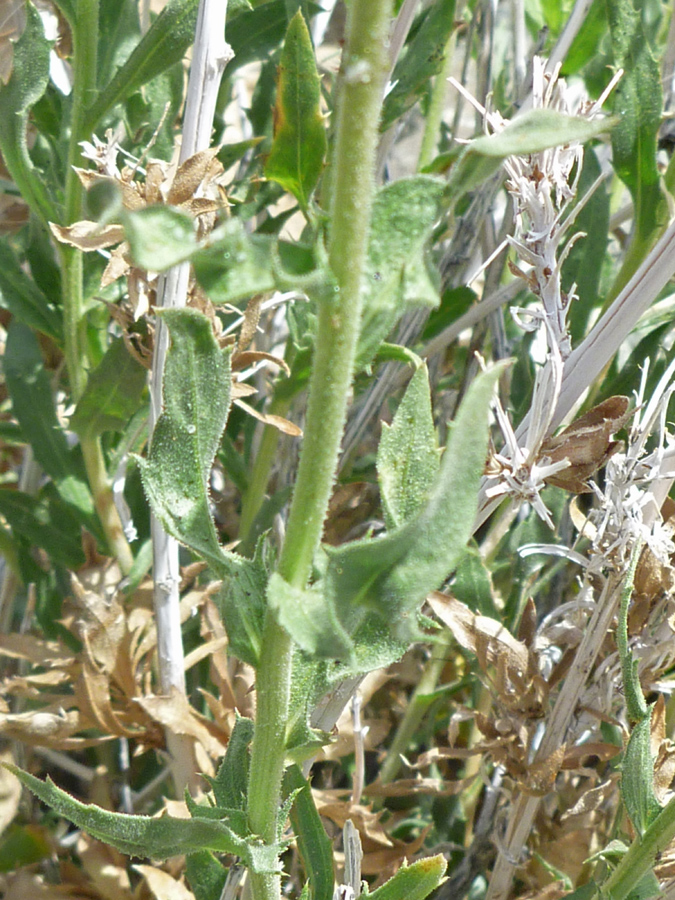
[5,766,280,873]
[265,11,326,209]
[224,0,288,75]
[193,219,275,305]
[209,715,254,810]
[0,487,86,570]
[452,542,496,616]
[216,539,270,668]
[136,308,232,572]
[267,572,353,659]
[381,0,457,131]
[70,338,147,439]
[284,765,335,900]
[0,242,62,340]
[0,3,55,224]
[124,206,198,271]
[324,363,505,640]
[622,712,662,836]
[607,0,668,248]
[366,855,447,900]
[0,824,52,873]
[186,852,228,900]
[377,364,439,531]
[4,323,95,521]
[356,176,445,371]
[85,0,200,128]
[446,109,617,205]
[98,0,142,87]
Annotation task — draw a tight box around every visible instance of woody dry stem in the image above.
[245,3,394,899]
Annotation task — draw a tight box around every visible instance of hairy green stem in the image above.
[59,1,132,571]
[246,2,393,898]
[62,0,99,399]
[602,796,675,900]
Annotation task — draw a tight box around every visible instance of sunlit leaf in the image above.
[377,363,439,531]
[265,11,326,209]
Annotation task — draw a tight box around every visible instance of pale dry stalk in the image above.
[149,0,233,794]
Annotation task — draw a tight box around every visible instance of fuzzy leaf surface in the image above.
[209,715,254,810]
[70,338,147,439]
[194,220,275,305]
[5,767,280,872]
[265,11,326,208]
[186,852,228,900]
[356,176,445,371]
[324,364,505,639]
[366,855,447,900]
[0,3,53,222]
[622,712,662,836]
[377,364,439,530]
[136,308,232,572]
[124,206,198,271]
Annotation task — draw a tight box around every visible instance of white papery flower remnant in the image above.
[453,58,621,527]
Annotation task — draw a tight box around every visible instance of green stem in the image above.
[61,0,99,400]
[246,2,393,898]
[238,397,291,551]
[602,796,675,900]
[58,1,132,571]
[81,436,134,576]
[378,634,452,786]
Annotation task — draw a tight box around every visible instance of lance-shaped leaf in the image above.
[5,766,280,873]
[284,765,335,900]
[366,855,447,900]
[0,3,54,224]
[377,364,439,531]
[356,176,445,371]
[84,0,200,128]
[324,363,505,639]
[381,0,457,130]
[622,712,662,837]
[607,0,668,252]
[209,715,254,811]
[265,10,326,210]
[445,109,617,207]
[194,219,276,305]
[0,235,61,340]
[70,338,147,439]
[4,323,95,523]
[136,308,232,573]
[186,852,228,900]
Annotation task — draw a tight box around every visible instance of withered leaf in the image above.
[0,0,26,86]
[540,395,631,493]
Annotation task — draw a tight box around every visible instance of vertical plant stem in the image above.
[246,3,393,899]
[149,0,232,794]
[58,0,135,574]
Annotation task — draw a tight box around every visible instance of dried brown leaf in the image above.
[237,295,263,352]
[540,395,631,493]
[50,220,126,251]
[77,834,133,900]
[136,687,227,759]
[234,399,302,436]
[134,865,195,900]
[232,349,290,376]
[167,148,221,205]
[428,592,529,673]
[0,0,26,85]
